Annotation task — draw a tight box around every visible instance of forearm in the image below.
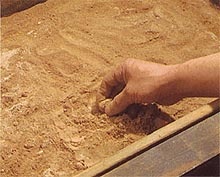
[174,53,220,98]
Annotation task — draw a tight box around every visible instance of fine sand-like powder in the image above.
[1,0,219,176]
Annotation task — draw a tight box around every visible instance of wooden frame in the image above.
[75,99,219,177]
[104,112,219,176]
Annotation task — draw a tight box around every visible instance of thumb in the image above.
[105,89,131,116]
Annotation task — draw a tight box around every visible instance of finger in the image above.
[99,64,126,98]
[105,89,132,116]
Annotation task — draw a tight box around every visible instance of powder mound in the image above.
[1,0,47,17]
[97,100,174,134]
[119,103,174,134]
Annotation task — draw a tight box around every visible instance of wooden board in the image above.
[75,99,219,177]
[104,112,219,176]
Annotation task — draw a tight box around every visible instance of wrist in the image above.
[169,63,192,99]
[158,64,185,102]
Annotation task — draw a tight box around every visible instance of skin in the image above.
[98,52,220,116]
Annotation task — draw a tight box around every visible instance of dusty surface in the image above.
[1,0,220,176]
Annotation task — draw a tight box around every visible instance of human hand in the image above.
[97,59,181,116]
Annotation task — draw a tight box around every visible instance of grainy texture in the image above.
[1,0,220,176]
